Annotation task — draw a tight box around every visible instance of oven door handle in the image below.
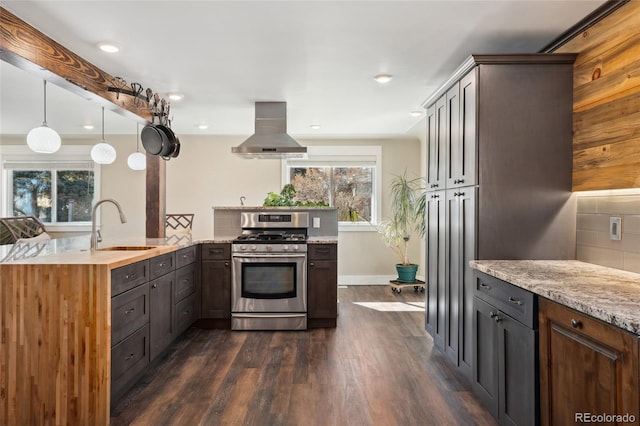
[232,253,307,259]
[232,313,307,319]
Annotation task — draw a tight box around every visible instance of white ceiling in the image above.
[1,0,604,139]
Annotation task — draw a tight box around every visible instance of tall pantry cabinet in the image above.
[424,54,578,378]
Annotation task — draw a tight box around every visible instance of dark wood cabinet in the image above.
[111,324,149,401]
[424,54,577,384]
[307,243,338,328]
[111,282,149,346]
[149,272,174,361]
[201,243,231,321]
[472,272,538,426]
[539,298,639,426]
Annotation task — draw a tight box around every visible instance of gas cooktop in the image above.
[234,232,307,243]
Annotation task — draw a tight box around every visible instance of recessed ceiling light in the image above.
[97,42,119,53]
[410,110,423,117]
[197,124,208,130]
[310,124,321,130]
[168,93,184,101]
[83,124,94,130]
[374,74,392,84]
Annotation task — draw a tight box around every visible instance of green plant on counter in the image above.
[263,184,329,207]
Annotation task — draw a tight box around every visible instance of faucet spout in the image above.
[91,198,127,251]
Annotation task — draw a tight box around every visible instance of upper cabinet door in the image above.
[448,71,477,188]
[426,95,447,191]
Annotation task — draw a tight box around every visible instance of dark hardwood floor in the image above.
[111,286,496,425]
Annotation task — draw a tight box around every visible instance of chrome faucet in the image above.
[91,199,127,251]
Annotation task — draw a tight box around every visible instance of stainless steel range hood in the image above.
[232,102,307,159]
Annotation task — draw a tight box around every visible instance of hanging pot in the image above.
[141,124,180,159]
[141,124,167,155]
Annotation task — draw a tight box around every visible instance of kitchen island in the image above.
[0,236,194,425]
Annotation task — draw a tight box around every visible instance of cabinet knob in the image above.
[480,283,491,290]
[489,311,497,318]
[224,262,229,267]
[151,283,157,289]
[571,319,582,329]
[310,262,315,267]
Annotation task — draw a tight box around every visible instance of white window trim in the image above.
[0,145,101,233]
[281,145,381,232]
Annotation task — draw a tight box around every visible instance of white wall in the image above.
[1,132,424,284]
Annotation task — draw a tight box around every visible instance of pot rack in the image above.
[107,77,172,127]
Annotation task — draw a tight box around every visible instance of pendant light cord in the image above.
[101,107,105,140]
[136,123,141,152]
[42,80,48,126]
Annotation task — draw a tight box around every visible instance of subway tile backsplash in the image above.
[576,192,640,273]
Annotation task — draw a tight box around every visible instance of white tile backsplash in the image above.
[576,193,640,273]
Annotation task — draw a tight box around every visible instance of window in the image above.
[282,146,381,231]
[1,146,100,231]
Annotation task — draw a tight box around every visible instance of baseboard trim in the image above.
[339,274,425,286]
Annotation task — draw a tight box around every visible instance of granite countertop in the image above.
[212,206,338,211]
[470,260,640,335]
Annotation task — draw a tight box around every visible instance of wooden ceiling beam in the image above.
[0,7,151,123]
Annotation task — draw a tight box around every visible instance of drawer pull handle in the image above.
[571,319,582,329]
[454,179,465,184]
[124,307,135,315]
[125,273,135,280]
[489,312,501,323]
[480,283,491,290]
[125,353,135,361]
[182,254,189,259]
[430,183,439,188]
[158,262,165,267]
[508,297,523,306]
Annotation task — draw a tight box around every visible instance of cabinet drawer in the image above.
[111,260,149,296]
[474,271,536,328]
[175,263,197,302]
[112,283,149,346]
[150,252,176,280]
[176,245,197,268]
[201,243,230,260]
[308,244,337,261]
[111,324,149,397]
[175,293,198,335]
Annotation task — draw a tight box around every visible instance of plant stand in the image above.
[389,279,425,293]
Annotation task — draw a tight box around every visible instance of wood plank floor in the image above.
[111,286,497,426]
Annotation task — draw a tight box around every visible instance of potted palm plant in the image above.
[377,171,426,282]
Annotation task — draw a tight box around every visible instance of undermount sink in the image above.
[98,245,158,251]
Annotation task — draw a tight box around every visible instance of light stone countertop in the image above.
[470,260,640,335]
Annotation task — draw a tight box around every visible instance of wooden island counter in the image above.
[0,240,179,425]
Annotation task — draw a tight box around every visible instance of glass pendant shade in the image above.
[27,80,61,154]
[91,141,117,164]
[127,152,146,170]
[27,124,61,153]
[127,123,146,170]
[91,107,117,164]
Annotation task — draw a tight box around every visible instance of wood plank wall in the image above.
[556,2,640,191]
[0,264,111,425]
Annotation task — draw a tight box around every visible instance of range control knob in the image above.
[283,245,289,251]
[292,245,299,251]
[240,244,247,251]
[250,245,257,251]
[266,245,273,252]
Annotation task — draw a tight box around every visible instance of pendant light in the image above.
[91,107,117,164]
[26,80,61,154]
[127,123,146,170]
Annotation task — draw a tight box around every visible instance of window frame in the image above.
[0,145,101,232]
[281,145,381,232]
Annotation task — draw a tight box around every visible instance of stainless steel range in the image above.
[231,212,308,330]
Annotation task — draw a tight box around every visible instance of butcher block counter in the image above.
[0,236,187,426]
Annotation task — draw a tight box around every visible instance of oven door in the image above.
[231,253,307,314]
